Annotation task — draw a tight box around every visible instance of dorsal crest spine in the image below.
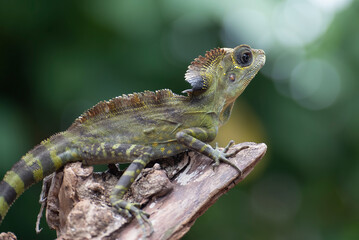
[184,48,226,94]
[71,89,177,126]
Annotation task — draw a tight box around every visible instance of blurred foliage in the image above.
[0,0,358,239]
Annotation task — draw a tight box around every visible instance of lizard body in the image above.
[0,45,265,236]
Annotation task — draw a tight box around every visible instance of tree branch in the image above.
[40,142,266,240]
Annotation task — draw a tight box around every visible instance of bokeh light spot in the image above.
[222,7,273,49]
[309,0,353,13]
[273,0,331,47]
[290,59,341,110]
[271,50,305,97]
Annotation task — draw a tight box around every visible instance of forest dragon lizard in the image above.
[0,44,265,236]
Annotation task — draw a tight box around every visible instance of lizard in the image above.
[0,44,265,236]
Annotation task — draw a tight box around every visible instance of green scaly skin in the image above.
[0,44,265,237]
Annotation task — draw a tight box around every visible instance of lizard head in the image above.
[184,45,265,102]
[219,45,266,102]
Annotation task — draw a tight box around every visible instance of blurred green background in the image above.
[0,0,358,239]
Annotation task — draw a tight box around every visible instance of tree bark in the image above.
[40,142,266,240]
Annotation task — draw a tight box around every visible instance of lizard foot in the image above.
[112,199,153,238]
[211,141,248,175]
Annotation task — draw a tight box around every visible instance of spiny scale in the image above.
[185,48,226,92]
[72,89,179,126]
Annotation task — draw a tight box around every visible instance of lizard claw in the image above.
[128,204,153,238]
[112,200,153,238]
[210,141,247,175]
[225,145,249,158]
[211,161,219,171]
[223,140,235,153]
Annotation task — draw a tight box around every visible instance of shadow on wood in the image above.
[38,142,266,240]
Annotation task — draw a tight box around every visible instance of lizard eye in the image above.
[235,46,253,67]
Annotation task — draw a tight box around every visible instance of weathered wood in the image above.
[41,142,266,240]
[0,232,17,240]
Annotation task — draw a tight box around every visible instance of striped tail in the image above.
[0,132,79,223]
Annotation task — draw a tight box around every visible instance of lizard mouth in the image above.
[242,50,266,86]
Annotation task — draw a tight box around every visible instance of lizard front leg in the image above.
[176,127,244,174]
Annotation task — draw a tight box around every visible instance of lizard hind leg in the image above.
[110,157,154,237]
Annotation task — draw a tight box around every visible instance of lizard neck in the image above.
[188,90,229,127]
[218,100,235,126]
